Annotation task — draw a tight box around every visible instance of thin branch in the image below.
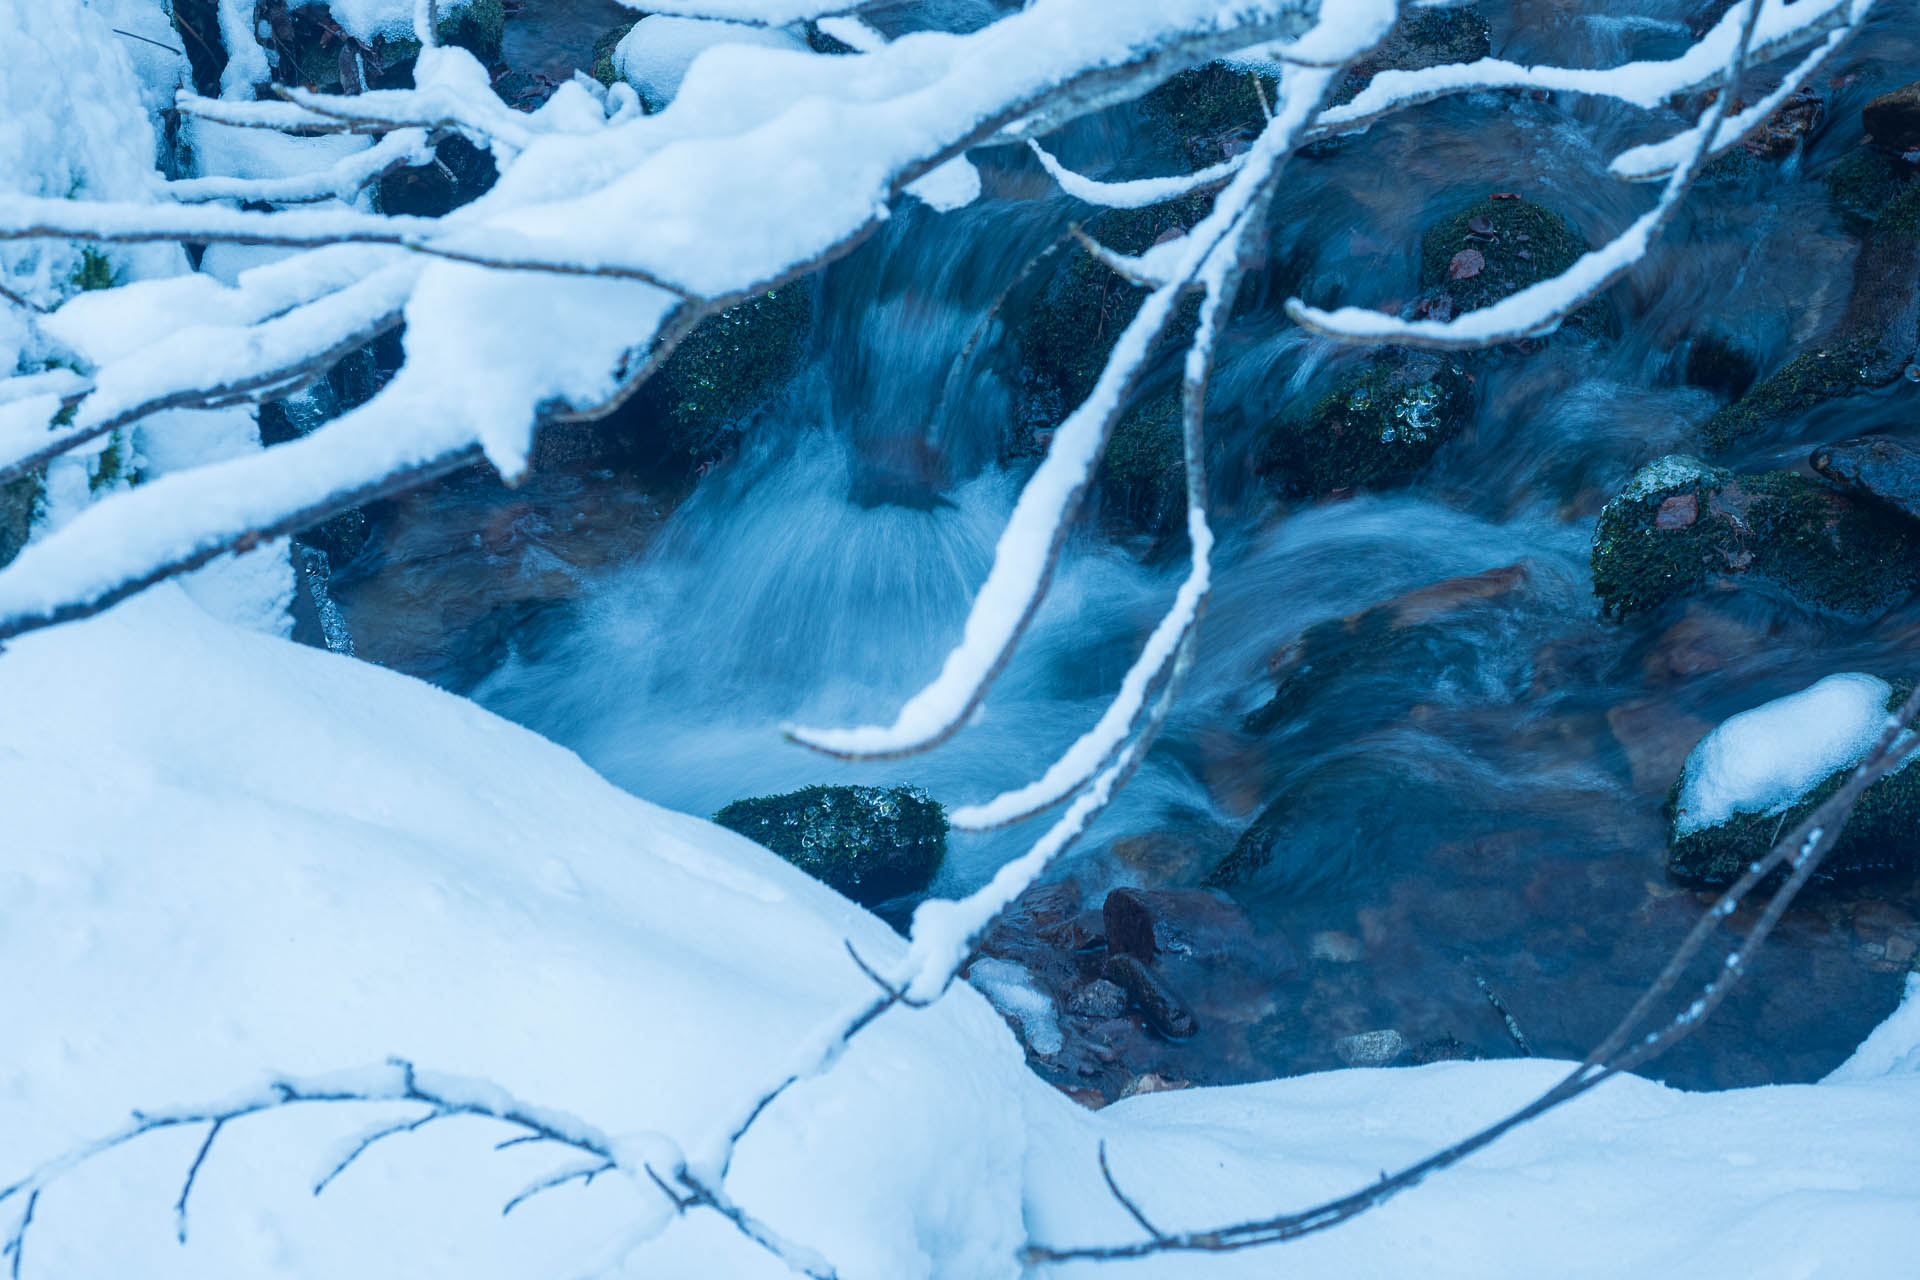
[312,1107,443,1195]
[502,1160,617,1216]
[1098,1141,1167,1243]
[174,1119,225,1243]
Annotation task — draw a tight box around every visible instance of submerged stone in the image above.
[1590,455,1920,618]
[713,783,946,907]
[1101,953,1199,1041]
[1256,349,1472,496]
[1334,1028,1408,1068]
[1667,677,1920,883]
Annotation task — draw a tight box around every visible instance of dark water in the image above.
[333,0,1920,1092]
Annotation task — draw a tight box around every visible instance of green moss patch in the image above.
[1591,456,1920,618]
[1419,196,1603,334]
[1256,351,1472,496]
[592,20,639,87]
[714,784,948,906]
[641,282,814,467]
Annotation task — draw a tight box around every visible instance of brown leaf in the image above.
[1448,248,1485,280]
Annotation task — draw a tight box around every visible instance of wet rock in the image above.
[1409,1033,1480,1065]
[1590,455,1920,618]
[1334,1028,1407,1068]
[1810,435,1920,523]
[1109,831,1204,880]
[1606,698,1713,794]
[1328,4,1491,108]
[1099,393,1186,534]
[1242,563,1527,736]
[1308,930,1363,964]
[1419,195,1604,336]
[1863,81,1920,155]
[1709,153,1919,446]
[1667,680,1920,883]
[1255,349,1473,497]
[1103,888,1157,961]
[1014,198,1207,473]
[377,133,498,218]
[591,20,640,86]
[626,282,815,472]
[1102,954,1200,1041]
[1067,979,1128,1020]
[1138,63,1270,167]
[713,784,946,907]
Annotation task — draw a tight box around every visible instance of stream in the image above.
[330,0,1920,1095]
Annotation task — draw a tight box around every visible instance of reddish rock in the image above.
[1102,887,1157,961]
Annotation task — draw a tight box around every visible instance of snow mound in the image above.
[613,16,810,112]
[3,594,1918,1278]
[1674,672,1895,837]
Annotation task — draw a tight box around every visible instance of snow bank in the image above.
[613,16,811,112]
[1674,672,1897,837]
[2,594,1917,1278]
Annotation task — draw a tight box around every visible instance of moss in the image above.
[713,784,948,906]
[1256,353,1472,496]
[642,282,814,465]
[1591,456,1920,618]
[1138,63,1269,155]
[1704,338,1891,448]
[1100,393,1185,532]
[437,0,505,62]
[1419,196,1604,334]
[87,429,136,494]
[591,20,639,87]
[1668,682,1920,883]
[69,247,115,293]
[1826,147,1917,226]
[0,473,39,569]
[1331,4,1492,106]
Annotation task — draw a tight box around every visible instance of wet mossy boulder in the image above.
[1591,455,1920,618]
[714,784,947,907]
[1862,80,1920,155]
[592,20,640,87]
[1419,196,1604,335]
[1100,393,1185,533]
[1256,350,1471,496]
[1138,63,1270,164]
[1707,157,1920,447]
[1016,196,1209,451]
[1331,3,1491,106]
[639,282,814,468]
[1667,678,1920,883]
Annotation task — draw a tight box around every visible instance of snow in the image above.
[613,16,811,112]
[1674,673,1902,837]
[2,593,1917,1278]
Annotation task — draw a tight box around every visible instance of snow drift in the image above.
[1,590,1916,1278]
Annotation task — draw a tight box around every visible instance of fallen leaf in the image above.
[1449,248,1485,280]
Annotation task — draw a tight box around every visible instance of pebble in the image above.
[1308,930,1365,963]
[1334,1028,1408,1068]
[1067,978,1128,1020]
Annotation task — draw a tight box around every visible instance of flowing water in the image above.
[332,0,1920,1093]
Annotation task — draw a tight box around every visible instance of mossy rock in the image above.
[1709,165,1920,446]
[1256,351,1471,496]
[1138,63,1270,161]
[1419,196,1605,335]
[592,20,640,87]
[640,282,814,467]
[714,784,947,906]
[1590,455,1920,618]
[1826,147,1918,227]
[1703,340,1898,448]
[0,474,38,569]
[375,133,498,217]
[1667,682,1920,882]
[1015,195,1210,454]
[1331,4,1492,107]
[69,247,115,293]
[373,0,507,70]
[1100,393,1185,533]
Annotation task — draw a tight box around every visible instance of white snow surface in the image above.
[3,594,1918,1278]
[613,16,811,111]
[1674,673,1898,837]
